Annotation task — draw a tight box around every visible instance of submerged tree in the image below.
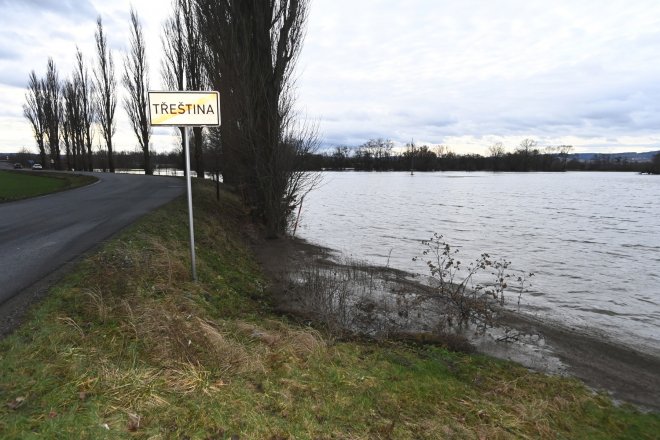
[197,0,317,237]
[123,8,152,174]
[94,16,117,173]
[23,71,47,167]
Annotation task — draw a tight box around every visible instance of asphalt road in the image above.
[0,170,184,332]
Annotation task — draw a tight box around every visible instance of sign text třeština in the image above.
[148,91,220,127]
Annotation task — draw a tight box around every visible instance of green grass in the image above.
[0,170,96,202]
[0,180,658,439]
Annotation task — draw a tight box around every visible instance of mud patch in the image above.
[250,235,660,412]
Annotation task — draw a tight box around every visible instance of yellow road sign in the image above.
[148,91,220,127]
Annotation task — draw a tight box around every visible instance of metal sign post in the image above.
[148,90,221,281]
[183,126,197,280]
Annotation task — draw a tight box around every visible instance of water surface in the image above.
[297,171,660,354]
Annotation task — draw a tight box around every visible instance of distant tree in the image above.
[122,8,152,175]
[330,146,350,170]
[557,145,574,171]
[488,142,506,157]
[23,71,47,167]
[94,17,117,173]
[488,142,506,171]
[516,138,537,155]
[514,138,538,171]
[404,140,416,173]
[435,145,455,170]
[649,152,660,174]
[359,138,394,171]
[415,145,438,171]
[42,58,62,170]
[15,147,37,165]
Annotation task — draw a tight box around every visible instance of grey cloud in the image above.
[0,67,29,89]
[582,110,632,126]
[0,47,20,61]
[0,0,97,19]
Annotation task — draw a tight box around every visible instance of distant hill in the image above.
[571,150,660,163]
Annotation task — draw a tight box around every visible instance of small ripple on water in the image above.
[622,243,660,250]
[577,307,622,317]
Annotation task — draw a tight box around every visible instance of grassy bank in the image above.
[0,170,97,202]
[0,180,657,439]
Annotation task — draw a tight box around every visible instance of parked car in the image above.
[13,163,22,169]
[32,163,43,170]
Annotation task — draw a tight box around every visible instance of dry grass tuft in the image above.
[234,319,326,362]
[83,287,110,323]
[163,361,228,396]
[196,318,262,374]
[99,365,168,412]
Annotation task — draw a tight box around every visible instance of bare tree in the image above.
[61,74,85,171]
[161,0,186,175]
[161,0,207,178]
[61,79,75,170]
[23,71,47,167]
[94,16,117,173]
[516,138,538,155]
[359,138,394,171]
[123,8,152,174]
[42,58,62,170]
[488,142,506,171]
[75,48,95,171]
[181,0,207,179]
[197,0,314,237]
[515,138,538,171]
[557,144,574,171]
[488,142,506,157]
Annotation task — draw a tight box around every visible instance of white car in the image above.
[32,163,43,170]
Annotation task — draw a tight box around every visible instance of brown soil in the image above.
[250,235,660,412]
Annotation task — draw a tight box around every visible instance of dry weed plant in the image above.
[287,237,535,353]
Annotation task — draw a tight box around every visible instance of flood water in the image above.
[297,171,660,355]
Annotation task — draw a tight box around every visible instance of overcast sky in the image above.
[1,0,660,155]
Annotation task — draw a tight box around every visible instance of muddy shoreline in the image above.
[251,235,660,412]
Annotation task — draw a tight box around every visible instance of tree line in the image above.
[297,138,660,173]
[23,0,317,237]
[23,12,143,174]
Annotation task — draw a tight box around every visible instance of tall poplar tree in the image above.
[197,0,317,236]
[23,71,47,167]
[123,8,152,174]
[75,48,95,171]
[94,16,117,173]
[42,58,62,170]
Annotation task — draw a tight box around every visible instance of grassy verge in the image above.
[0,170,97,202]
[0,180,657,439]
